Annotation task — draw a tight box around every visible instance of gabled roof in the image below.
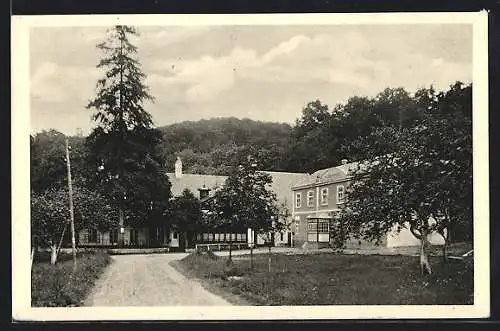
[166,173,227,198]
[166,170,309,211]
[263,171,310,210]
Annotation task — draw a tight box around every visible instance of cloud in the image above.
[29,25,472,135]
[31,61,100,104]
[150,31,432,103]
[138,26,212,49]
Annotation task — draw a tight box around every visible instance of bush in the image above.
[31,250,111,307]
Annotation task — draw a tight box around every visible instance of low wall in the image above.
[107,247,171,255]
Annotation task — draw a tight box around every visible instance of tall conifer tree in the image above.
[86,25,171,245]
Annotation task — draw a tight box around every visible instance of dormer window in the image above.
[307,190,314,207]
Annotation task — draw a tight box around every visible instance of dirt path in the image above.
[84,253,232,306]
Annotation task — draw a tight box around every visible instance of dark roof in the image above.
[166,173,227,197]
[166,171,309,211]
[263,171,310,210]
[292,161,364,189]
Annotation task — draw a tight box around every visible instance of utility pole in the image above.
[65,138,77,271]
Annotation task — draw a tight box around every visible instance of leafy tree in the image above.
[286,87,428,173]
[31,130,93,193]
[422,82,473,247]
[85,25,171,243]
[211,156,279,265]
[373,87,418,128]
[31,186,118,264]
[170,189,202,250]
[339,127,439,275]
[286,100,339,172]
[338,82,473,274]
[30,130,70,192]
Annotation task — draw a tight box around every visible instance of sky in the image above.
[29,24,472,136]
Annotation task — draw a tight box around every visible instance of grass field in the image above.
[31,250,111,307]
[173,250,474,306]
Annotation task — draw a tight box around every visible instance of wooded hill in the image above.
[33,82,472,178]
[157,117,293,175]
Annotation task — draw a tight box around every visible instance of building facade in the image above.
[76,157,445,250]
[76,157,309,249]
[291,160,445,250]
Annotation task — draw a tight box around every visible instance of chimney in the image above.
[341,159,348,165]
[174,157,183,179]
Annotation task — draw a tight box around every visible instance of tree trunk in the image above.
[442,240,448,263]
[50,244,58,265]
[184,232,189,251]
[440,229,449,263]
[250,245,254,270]
[268,244,272,273]
[419,229,432,275]
[57,222,68,257]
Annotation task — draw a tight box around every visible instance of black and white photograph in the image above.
[12,12,489,320]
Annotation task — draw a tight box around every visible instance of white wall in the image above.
[169,232,179,247]
[387,223,445,247]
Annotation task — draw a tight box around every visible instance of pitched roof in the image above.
[291,161,364,189]
[263,171,310,210]
[166,171,309,211]
[166,173,227,198]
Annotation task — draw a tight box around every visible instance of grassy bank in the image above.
[173,251,473,305]
[31,250,111,307]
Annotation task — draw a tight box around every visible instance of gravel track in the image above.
[84,253,231,306]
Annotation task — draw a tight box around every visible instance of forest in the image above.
[157,82,471,176]
[32,82,472,179]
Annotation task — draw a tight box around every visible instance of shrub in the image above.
[31,250,111,307]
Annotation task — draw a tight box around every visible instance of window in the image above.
[295,193,302,208]
[318,221,329,233]
[320,187,329,205]
[337,185,345,204]
[280,232,284,241]
[307,190,314,207]
[172,232,178,239]
[214,233,220,241]
[307,220,329,233]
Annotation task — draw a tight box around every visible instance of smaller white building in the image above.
[386,223,445,248]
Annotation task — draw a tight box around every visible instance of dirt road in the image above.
[84,253,231,306]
